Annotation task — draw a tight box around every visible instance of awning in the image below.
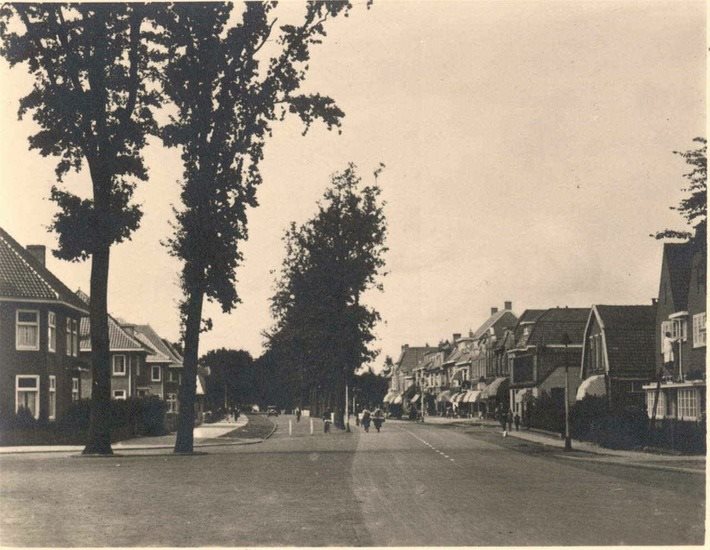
[576,374,606,401]
[393,394,403,405]
[451,392,465,403]
[463,390,481,403]
[410,394,420,404]
[481,377,509,399]
[383,390,397,404]
[437,390,452,403]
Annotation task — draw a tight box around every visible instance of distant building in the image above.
[0,227,88,421]
[383,344,436,412]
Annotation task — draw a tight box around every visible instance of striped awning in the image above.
[462,390,481,403]
[576,374,606,401]
[393,394,403,405]
[437,390,452,403]
[383,390,398,403]
[410,394,420,404]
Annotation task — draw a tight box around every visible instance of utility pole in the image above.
[562,332,572,452]
[345,383,350,432]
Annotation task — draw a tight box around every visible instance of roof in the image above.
[512,309,546,348]
[526,307,590,346]
[471,309,517,341]
[662,242,694,311]
[395,345,438,375]
[161,339,184,367]
[0,226,88,313]
[443,338,473,365]
[77,291,146,352]
[128,325,176,365]
[587,305,657,378]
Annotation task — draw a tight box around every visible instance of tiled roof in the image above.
[527,308,590,346]
[162,339,184,368]
[396,345,438,375]
[663,242,694,311]
[0,226,88,313]
[444,338,473,365]
[76,291,145,352]
[512,309,546,348]
[593,305,656,378]
[130,325,178,365]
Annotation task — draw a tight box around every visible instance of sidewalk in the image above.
[414,415,706,473]
[0,416,251,455]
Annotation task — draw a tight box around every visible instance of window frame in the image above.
[151,365,161,382]
[692,312,706,348]
[16,309,40,351]
[66,318,72,356]
[48,311,56,353]
[15,375,40,419]
[48,375,57,420]
[112,355,127,376]
[113,389,127,400]
[71,378,79,402]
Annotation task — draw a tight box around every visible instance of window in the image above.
[48,312,56,353]
[66,318,72,355]
[136,363,140,376]
[112,355,127,376]
[693,313,706,348]
[113,390,127,400]
[166,393,178,413]
[71,319,79,356]
[678,389,698,419]
[647,391,666,418]
[151,366,161,382]
[71,378,79,402]
[671,318,687,342]
[660,320,672,343]
[49,376,56,420]
[16,310,40,350]
[16,375,40,419]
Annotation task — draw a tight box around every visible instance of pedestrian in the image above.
[372,408,385,433]
[514,412,520,431]
[322,409,331,433]
[661,331,676,380]
[361,407,371,432]
[295,407,301,423]
[507,409,513,432]
[499,408,508,437]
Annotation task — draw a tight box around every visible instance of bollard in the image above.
[310,418,314,435]
[288,419,292,437]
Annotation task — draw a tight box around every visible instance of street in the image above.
[0,415,704,546]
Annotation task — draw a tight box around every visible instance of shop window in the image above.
[16,310,39,351]
[16,375,40,418]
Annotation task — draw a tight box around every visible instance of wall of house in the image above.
[0,301,81,421]
[583,316,605,377]
[686,248,706,376]
[539,364,582,405]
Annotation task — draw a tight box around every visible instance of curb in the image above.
[557,454,706,476]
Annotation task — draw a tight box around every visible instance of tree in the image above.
[653,137,707,244]
[157,2,356,453]
[200,348,255,411]
[266,164,388,425]
[353,367,389,410]
[0,4,166,454]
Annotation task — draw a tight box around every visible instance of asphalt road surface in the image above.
[0,415,704,546]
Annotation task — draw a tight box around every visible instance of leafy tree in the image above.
[352,367,389,410]
[200,348,255,410]
[157,2,356,452]
[0,4,166,454]
[654,137,707,244]
[266,164,388,425]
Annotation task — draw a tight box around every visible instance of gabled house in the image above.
[578,304,656,409]
[161,339,184,414]
[508,307,589,419]
[123,324,179,400]
[383,344,437,412]
[77,291,149,401]
[643,237,706,421]
[0,227,88,421]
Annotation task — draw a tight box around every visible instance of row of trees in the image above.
[0,2,360,454]
[263,165,388,424]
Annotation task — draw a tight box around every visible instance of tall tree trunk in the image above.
[83,244,113,455]
[174,286,204,453]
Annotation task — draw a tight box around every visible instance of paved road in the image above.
[0,415,704,546]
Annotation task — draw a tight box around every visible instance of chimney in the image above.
[26,245,46,267]
[490,307,498,315]
[651,298,658,305]
[504,301,512,311]
[452,333,461,342]
[402,344,409,351]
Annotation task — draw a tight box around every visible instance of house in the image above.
[508,307,589,420]
[0,227,88,421]
[383,344,437,413]
[642,237,706,421]
[161,339,184,414]
[578,304,656,409]
[123,324,181,401]
[77,291,149,401]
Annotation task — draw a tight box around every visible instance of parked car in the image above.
[266,405,280,416]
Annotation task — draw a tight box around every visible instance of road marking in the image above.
[399,427,455,463]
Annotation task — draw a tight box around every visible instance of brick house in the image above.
[578,304,656,409]
[122,324,180,401]
[643,237,706,421]
[383,344,436,413]
[77,291,149,401]
[508,307,589,419]
[0,227,88,421]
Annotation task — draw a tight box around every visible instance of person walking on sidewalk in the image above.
[514,412,520,431]
[295,407,301,423]
[323,410,332,433]
[507,409,514,432]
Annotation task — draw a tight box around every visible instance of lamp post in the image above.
[561,332,572,452]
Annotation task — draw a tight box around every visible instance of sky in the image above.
[0,1,705,370]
